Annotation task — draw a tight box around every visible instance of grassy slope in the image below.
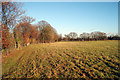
[2,40,120,78]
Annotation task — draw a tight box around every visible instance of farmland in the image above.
[2,40,120,79]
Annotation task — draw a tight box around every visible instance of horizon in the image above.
[23,2,118,36]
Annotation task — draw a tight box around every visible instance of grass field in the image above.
[2,40,120,78]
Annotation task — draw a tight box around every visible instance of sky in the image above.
[23,2,118,36]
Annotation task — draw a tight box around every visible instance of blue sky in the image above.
[23,2,118,36]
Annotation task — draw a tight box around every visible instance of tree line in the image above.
[1,2,120,53]
[59,32,120,41]
[1,2,58,50]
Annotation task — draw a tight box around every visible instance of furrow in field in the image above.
[56,52,90,78]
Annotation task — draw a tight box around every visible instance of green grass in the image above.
[2,40,120,78]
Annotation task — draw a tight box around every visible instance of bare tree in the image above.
[38,20,58,43]
[2,2,25,30]
[19,16,35,23]
[68,32,78,40]
[14,16,36,47]
[90,31,107,40]
[1,2,25,49]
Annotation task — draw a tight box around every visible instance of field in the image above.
[2,40,120,79]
